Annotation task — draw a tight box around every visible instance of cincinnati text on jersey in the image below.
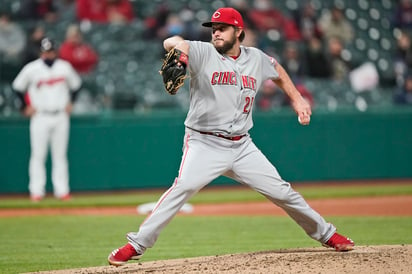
[210,71,257,91]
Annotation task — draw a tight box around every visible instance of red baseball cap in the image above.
[202,7,244,28]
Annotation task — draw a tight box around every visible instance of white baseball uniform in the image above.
[12,58,81,198]
[127,41,336,254]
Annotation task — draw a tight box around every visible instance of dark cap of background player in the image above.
[40,37,56,52]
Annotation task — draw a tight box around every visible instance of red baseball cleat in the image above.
[30,195,43,202]
[59,194,71,201]
[323,232,355,251]
[108,243,142,266]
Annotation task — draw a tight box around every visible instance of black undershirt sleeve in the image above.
[14,91,27,110]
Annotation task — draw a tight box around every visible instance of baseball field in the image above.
[1,181,412,273]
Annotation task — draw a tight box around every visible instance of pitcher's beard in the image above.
[214,36,237,55]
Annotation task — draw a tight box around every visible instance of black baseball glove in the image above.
[159,48,188,95]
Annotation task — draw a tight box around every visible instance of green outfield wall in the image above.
[1,108,411,194]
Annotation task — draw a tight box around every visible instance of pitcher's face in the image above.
[211,23,238,54]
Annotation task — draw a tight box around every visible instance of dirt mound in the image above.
[31,245,411,273]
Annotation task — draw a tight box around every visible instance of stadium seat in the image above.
[0,0,401,115]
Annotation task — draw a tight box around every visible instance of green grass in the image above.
[0,216,411,273]
[1,182,412,209]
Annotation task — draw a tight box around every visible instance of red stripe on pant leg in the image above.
[177,133,190,178]
[140,134,191,226]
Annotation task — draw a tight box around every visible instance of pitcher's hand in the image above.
[291,97,311,125]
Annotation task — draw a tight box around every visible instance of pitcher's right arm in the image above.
[163,35,189,54]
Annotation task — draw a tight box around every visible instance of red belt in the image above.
[199,131,246,141]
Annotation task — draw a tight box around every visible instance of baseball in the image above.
[298,116,310,125]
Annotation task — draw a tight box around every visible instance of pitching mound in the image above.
[33,244,411,273]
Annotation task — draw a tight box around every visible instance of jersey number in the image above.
[243,96,254,113]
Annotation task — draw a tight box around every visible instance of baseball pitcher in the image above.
[108,7,354,266]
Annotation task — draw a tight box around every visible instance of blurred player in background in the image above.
[12,38,82,202]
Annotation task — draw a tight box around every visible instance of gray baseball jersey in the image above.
[185,42,278,135]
